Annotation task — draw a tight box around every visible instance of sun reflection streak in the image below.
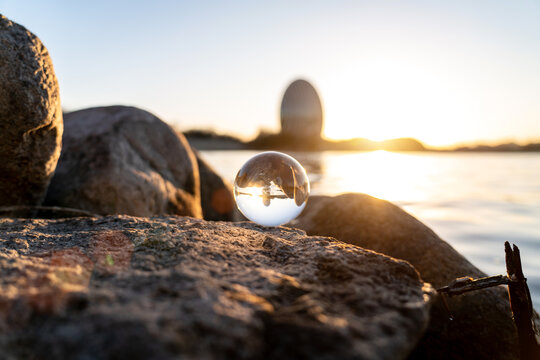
[318,150,434,203]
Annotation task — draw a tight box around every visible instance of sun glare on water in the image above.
[316,150,434,203]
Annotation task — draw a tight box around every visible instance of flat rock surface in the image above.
[290,194,526,360]
[0,216,432,360]
[0,15,63,206]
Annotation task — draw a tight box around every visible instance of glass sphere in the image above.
[234,151,310,226]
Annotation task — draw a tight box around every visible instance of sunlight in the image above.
[320,57,472,146]
[318,150,433,203]
[235,186,262,197]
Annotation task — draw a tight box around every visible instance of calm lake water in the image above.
[200,150,540,308]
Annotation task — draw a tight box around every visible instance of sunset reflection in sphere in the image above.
[234,152,310,226]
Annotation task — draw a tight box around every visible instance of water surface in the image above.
[201,150,540,308]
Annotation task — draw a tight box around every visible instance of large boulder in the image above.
[195,152,237,221]
[0,216,433,360]
[44,106,202,218]
[289,193,524,360]
[0,15,63,206]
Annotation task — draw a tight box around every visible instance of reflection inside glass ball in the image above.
[234,151,310,226]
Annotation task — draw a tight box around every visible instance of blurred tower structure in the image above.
[280,79,323,139]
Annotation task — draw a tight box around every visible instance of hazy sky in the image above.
[2,1,540,147]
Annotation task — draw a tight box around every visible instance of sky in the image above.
[2,0,540,148]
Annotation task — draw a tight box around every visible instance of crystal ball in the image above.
[234,151,310,226]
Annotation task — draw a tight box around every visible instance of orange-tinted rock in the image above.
[289,193,524,360]
[195,152,238,221]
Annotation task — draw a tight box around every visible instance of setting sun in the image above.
[320,57,472,145]
[316,45,539,147]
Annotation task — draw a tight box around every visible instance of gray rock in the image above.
[0,216,433,360]
[44,106,202,218]
[289,193,526,360]
[195,152,238,221]
[280,79,323,139]
[0,15,63,206]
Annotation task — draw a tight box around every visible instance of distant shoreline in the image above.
[182,129,540,152]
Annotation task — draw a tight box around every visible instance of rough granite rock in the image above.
[0,216,432,360]
[195,152,238,221]
[0,15,63,206]
[44,106,202,218]
[289,193,527,360]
